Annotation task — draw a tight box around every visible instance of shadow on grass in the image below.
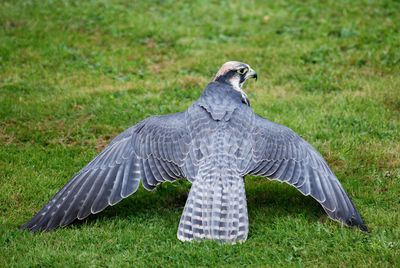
[67,178,325,230]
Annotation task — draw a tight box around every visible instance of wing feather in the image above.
[246,114,367,231]
[22,112,192,231]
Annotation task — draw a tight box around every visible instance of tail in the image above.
[177,176,248,243]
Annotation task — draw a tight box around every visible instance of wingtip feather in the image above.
[347,213,369,233]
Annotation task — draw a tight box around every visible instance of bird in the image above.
[22,61,368,243]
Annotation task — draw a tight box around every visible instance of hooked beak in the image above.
[246,68,257,81]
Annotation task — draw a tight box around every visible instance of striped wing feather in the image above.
[246,114,367,231]
[23,112,191,231]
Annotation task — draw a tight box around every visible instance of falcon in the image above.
[22,61,368,243]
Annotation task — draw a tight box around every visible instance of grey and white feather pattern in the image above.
[22,61,367,242]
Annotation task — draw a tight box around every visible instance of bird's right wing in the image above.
[244,114,367,231]
[22,112,192,231]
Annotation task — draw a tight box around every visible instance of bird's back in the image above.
[178,82,253,243]
[182,82,255,181]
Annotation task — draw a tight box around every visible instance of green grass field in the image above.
[1,0,399,266]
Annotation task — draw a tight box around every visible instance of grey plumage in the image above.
[22,61,367,242]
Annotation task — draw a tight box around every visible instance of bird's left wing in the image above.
[22,112,192,231]
[244,114,367,231]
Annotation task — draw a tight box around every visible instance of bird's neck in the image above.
[216,79,250,106]
[204,81,250,106]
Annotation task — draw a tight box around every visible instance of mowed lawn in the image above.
[1,0,399,266]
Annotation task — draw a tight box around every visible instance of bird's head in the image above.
[213,61,257,91]
[213,61,257,105]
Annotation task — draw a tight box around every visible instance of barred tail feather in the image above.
[177,176,248,243]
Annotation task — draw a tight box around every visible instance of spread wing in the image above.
[22,112,192,231]
[245,114,367,231]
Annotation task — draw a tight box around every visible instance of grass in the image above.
[1,0,399,266]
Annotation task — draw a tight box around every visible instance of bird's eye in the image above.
[237,68,248,75]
